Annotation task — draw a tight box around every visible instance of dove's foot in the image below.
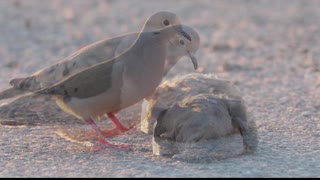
[90,138,130,151]
[86,113,131,139]
[106,112,130,132]
[86,126,129,138]
[101,126,129,137]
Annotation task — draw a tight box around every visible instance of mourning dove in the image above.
[2,23,197,149]
[0,11,199,148]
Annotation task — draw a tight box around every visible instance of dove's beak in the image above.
[174,25,197,70]
[187,51,198,70]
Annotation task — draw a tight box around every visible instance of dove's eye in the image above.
[163,19,170,26]
[179,39,185,45]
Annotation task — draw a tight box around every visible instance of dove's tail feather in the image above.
[10,76,39,90]
[0,76,41,101]
[0,88,28,101]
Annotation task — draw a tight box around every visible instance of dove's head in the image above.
[143,12,199,74]
[142,11,181,32]
[163,25,200,76]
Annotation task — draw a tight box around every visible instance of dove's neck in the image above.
[121,31,167,99]
[158,27,179,41]
[162,56,180,77]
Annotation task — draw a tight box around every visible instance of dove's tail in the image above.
[9,76,39,90]
[0,88,28,101]
[0,76,41,101]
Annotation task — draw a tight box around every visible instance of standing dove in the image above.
[0,12,199,147]
[2,22,197,148]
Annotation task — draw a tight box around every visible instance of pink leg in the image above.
[107,113,130,132]
[98,113,130,137]
[84,118,129,149]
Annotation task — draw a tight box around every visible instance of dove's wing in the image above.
[9,32,139,92]
[35,58,118,99]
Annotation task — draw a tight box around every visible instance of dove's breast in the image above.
[54,87,122,119]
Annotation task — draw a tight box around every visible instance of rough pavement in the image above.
[0,0,319,177]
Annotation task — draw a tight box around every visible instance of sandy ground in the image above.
[0,0,319,177]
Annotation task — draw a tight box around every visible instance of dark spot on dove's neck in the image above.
[153,31,160,35]
[160,25,192,42]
